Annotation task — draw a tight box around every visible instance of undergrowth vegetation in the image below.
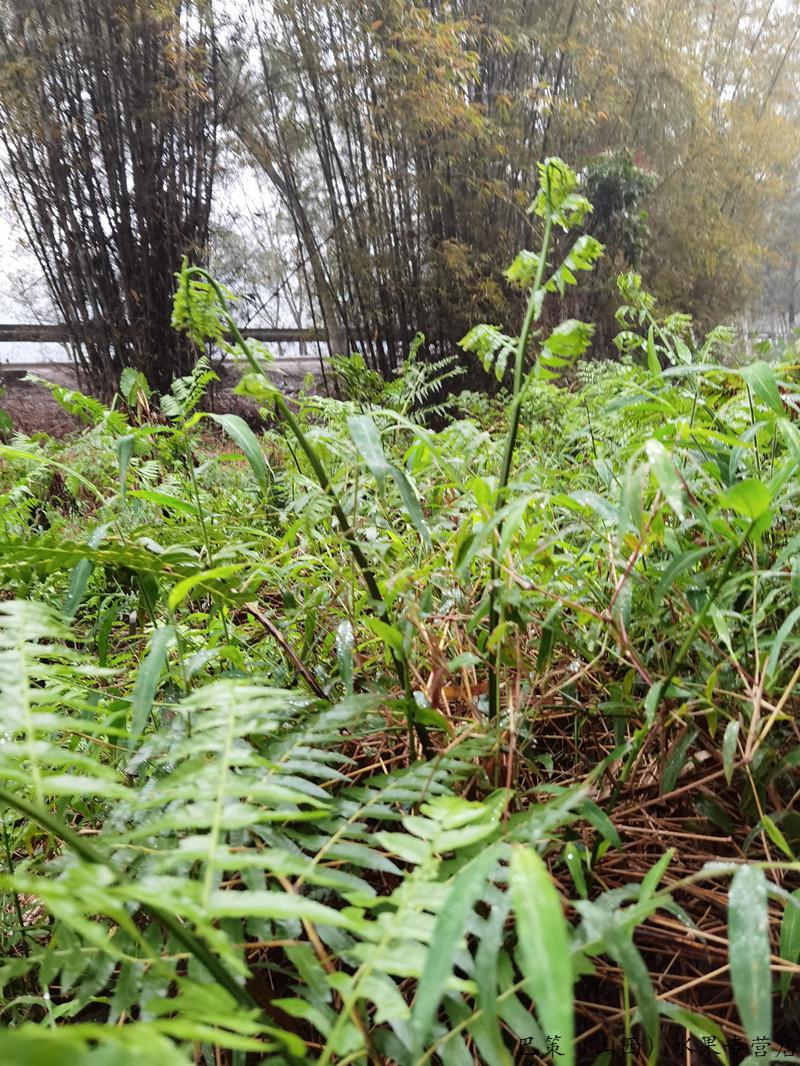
[2,160,800,1065]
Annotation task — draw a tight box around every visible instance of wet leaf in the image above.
[728,864,771,1041]
[511,847,574,1066]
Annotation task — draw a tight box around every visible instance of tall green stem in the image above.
[488,187,555,718]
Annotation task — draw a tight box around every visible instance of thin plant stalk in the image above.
[488,169,555,718]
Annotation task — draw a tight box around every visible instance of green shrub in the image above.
[1,160,798,1065]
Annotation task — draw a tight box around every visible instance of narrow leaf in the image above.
[347,414,391,492]
[657,1003,729,1066]
[116,434,135,501]
[390,465,431,548]
[128,626,174,748]
[728,864,772,1041]
[510,847,574,1066]
[761,815,795,860]
[661,729,696,795]
[129,488,200,515]
[645,439,684,519]
[721,478,772,521]
[779,888,800,999]
[613,935,659,1062]
[208,413,269,492]
[579,799,621,850]
[64,524,110,620]
[336,620,354,696]
[365,617,406,657]
[167,564,244,611]
[640,849,675,900]
[646,325,661,376]
[575,899,658,1059]
[741,361,784,415]
[473,894,514,1065]
[766,603,800,681]
[722,720,740,786]
[208,890,360,929]
[654,547,714,604]
[411,844,503,1055]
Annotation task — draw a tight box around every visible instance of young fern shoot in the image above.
[459,158,604,716]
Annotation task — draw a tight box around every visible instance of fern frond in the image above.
[24,375,130,433]
[0,600,118,808]
[159,356,218,421]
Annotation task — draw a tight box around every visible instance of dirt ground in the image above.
[0,361,326,437]
[1,376,82,436]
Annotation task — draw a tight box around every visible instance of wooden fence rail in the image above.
[0,323,327,345]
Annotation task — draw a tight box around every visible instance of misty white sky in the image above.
[0,215,37,319]
[0,210,66,363]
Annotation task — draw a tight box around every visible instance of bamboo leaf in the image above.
[656,1003,729,1066]
[766,603,800,681]
[613,936,658,1063]
[389,465,431,548]
[64,524,110,620]
[646,325,661,376]
[128,626,175,748]
[661,728,696,795]
[510,847,574,1066]
[640,849,675,900]
[654,547,714,604]
[365,616,406,657]
[129,488,200,515]
[347,414,391,492]
[645,439,684,518]
[761,815,795,861]
[116,434,135,501]
[335,620,354,696]
[576,900,658,1061]
[722,720,740,786]
[208,413,269,492]
[472,893,514,1066]
[721,478,772,521]
[728,864,772,1041]
[411,844,504,1055]
[167,564,245,611]
[578,799,621,850]
[741,361,784,415]
[207,890,359,929]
